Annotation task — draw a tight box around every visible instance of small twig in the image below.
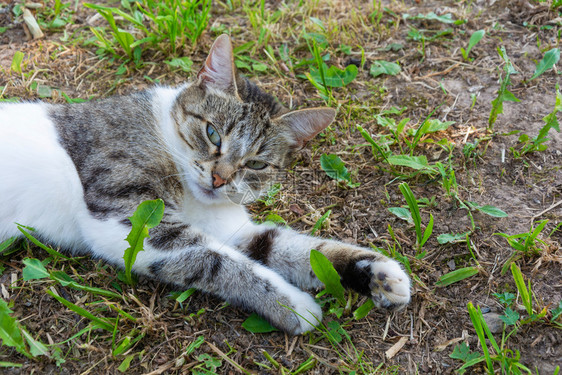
[301,345,339,369]
[80,356,109,375]
[286,336,298,357]
[207,342,254,375]
[385,336,408,359]
[410,313,414,341]
[415,62,461,80]
[143,362,174,375]
[532,199,562,222]
[382,315,391,341]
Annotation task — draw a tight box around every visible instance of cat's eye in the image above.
[206,124,221,148]
[245,160,268,170]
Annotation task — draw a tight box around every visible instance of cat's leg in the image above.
[79,215,322,335]
[234,226,411,311]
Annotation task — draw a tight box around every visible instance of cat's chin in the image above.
[188,181,230,205]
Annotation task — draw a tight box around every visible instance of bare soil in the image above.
[0,0,561,374]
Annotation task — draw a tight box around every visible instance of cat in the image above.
[0,35,410,334]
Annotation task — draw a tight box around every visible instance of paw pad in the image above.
[370,260,411,311]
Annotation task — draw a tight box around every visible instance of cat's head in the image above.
[171,34,335,205]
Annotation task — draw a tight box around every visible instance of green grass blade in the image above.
[399,182,422,244]
[311,209,331,236]
[0,237,17,254]
[0,362,23,367]
[17,225,70,259]
[50,271,121,299]
[525,219,548,249]
[467,302,494,374]
[436,267,479,286]
[477,305,500,353]
[510,263,532,315]
[456,355,485,373]
[356,124,391,162]
[387,155,436,174]
[420,213,433,246]
[46,289,114,331]
[473,204,508,218]
[463,30,485,59]
[353,299,375,320]
[10,51,24,74]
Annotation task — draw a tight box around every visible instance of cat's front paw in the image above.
[286,291,323,335]
[363,259,411,311]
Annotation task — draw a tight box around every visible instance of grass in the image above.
[85,0,211,62]
[452,263,557,374]
[1,0,562,373]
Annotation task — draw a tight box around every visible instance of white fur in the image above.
[0,103,89,250]
[253,262,322,333]
[369,259,411,306]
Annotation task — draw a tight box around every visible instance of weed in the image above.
[193,353,222,374]
[530,48,560,81]
[85,0,211,62]
[36,0,74,30]
[165,57,194,73]
[435,162,507,231]
[10,51,24,74]
[406,26,453,61]
[257,183,282,207]
[0,298,45,360]
[310,209,332,235]
[123,199,165,285]
[243,0,282,53]
[233,41,269,74]
[310,249,346,307]
[302,34,357,104]
[495,219,550,274]
[320,153,360,188]
[357,114,454,178]
[452,263,551,374]
[436,234,479,287]
[85,4,144,63]
[370,60,401,78]
[397,182,433,255]
[511,85,561,158]
[241,313,277,333]
[436,267,479,287]
[489,47,519,129]
[460,30,485,61]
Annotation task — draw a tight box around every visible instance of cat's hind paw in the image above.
[366,259,411,311]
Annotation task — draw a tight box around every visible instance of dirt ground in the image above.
[0,0,561,374]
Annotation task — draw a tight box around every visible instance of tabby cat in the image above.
[0,35,410,334]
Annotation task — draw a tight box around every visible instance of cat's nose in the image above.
[212,173,227,188]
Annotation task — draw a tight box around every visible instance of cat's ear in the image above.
[197,34,238,95]
[277,108,336,148]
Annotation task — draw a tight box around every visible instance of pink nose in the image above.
[212,173,226,188]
